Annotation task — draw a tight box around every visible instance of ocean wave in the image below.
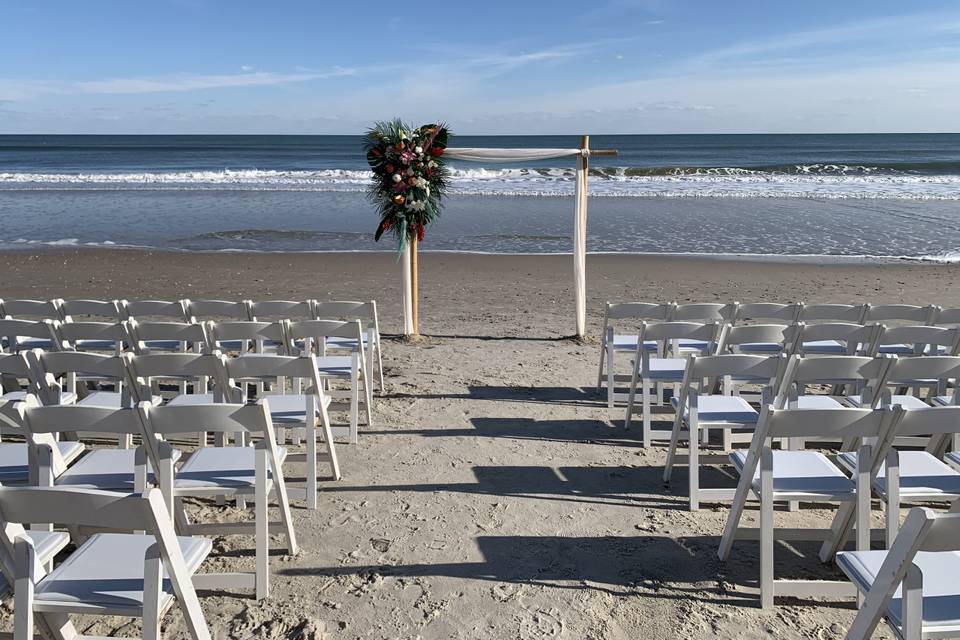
[3,167,960,199]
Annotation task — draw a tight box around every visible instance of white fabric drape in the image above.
[444,148,582,162]
[401,146,590,338]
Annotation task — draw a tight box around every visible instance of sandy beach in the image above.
[0,248,955,638]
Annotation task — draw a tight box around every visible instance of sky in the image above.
[1,0,959,134]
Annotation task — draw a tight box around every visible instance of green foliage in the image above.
[363,120,450,252]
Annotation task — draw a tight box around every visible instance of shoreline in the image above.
[0,245,955,265]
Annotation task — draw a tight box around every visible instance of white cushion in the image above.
[638,358,686,381]
[175,446,284,490]
[730,449,854,497]
[0,441,85,483]
[837,549,960,632]
[76,391,161,408]
[27,530,71,563]
[33,533,210,612]
[793,395,847,409]
[671,395,758,425]
[800,339,847,354]
[838,450,960,497]
[166,393,216,406]
[263,394,331,424]
[736,342,785,353]
[610,334,657,352]
[56,448,182,491]
[315,355,354,377]
[932,395,954,407]
[2,391,77,405]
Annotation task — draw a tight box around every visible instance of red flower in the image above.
[429,147,444,157]
[416,224,425,242]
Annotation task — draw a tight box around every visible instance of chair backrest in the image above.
[761,405,891,440]
[678,354,784,400]
[0,299,61,321]
[890,404,960,437]
[773,355,891,408]
[139,401,276,439]
[639,321,719,345]
[220,354,325,401]
[603,302,673,322]
[58,320,129,351]
[732,302,802,324]
[27,350,128,405]
[871,325,960,356]
[882,355,960,392]
[20,402,146,439]
[249,300,314,321]
[933,307,960,326]
[793,322,879,355]
[862,304,937,325]
[205,320,286,354]
[312,301,380,337]
[798,303,868,324]
[122,352,229,402]
[185,299,252,321]
[120,299,190,322]
[670,303,735,322]
[0,352,32,379]
[0,319,60,352]
[716,323,798,353]
[59,299,122,322]
[286,319,364,347]
[126,319,208,354]
[0,396,74,475]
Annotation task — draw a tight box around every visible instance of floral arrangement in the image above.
[363,119,449,250]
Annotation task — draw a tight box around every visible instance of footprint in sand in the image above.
[518,607,564,639]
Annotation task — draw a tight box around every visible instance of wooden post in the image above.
[573,135,589,339]
[410,236,419,335]
[401,244,414,336]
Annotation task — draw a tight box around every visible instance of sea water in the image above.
[1,133,958,260]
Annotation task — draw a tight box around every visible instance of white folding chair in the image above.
[670,303,736,353]
[0,299,62,322]
[0,485,212,640]
[138,400,297,600]
[221,353,342,503]
[868,324,960,358]
[184,299,252,322]
[838,503,960,640]
[863,304,938,354]
[717,405,897,609]
[0,352,43,404]
[58,320,128,354]
[0,397,85,486]
[120,299,191,323]
[59,299,123,322]
[791,322,880,356]
[285,319,372,444]
[775,354,891,411]
[624,321,721,447]
[0,319,61,354]
[663,353,785,510]
[597,302,673,409]
[313,300,385,392]
[796,303,869,354]
[719,322,798,355]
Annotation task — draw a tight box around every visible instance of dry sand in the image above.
[2,248,957,639]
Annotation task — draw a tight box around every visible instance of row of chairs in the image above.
[0,318,374,443]
[0,391,302,639]
[598,301,960,409]
[0,296,384,391]
[620,320,960,445]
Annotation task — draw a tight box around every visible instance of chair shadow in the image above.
[318,464,684,509]
[381,385,604,408]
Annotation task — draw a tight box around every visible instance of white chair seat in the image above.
[326,335,369,349]
[837,549,960,633]
[0,442,85,483]
[932,395,954,406]
[847,394,930,410]
[793,395,847,409]
[878,343,913,355]
[610,334,657,352]
[670,395,758,425]
[730,449,854,497]
[315,355,354,377]
[33,532,210,613]
[76,391,161,408]
[56,448,182,491]
[175,446,285,489]
[73,339,122,350]
[632,357,686,381]
[838,451,960,497]
[801,339,847,354]
[166,393,217,406]
[27,530,72,562]
[263,394,332,424]
[142,339,184,351]
[11,337,55,351]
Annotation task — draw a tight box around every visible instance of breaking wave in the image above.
[3,165,960,199]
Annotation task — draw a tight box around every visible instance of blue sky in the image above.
[1,0,959,134]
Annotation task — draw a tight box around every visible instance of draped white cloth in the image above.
[444,148,583,162]
[438,146,590,337]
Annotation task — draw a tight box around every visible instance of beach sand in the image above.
[2,248,954,639]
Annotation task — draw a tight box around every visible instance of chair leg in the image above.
[142,543,163,640]
[319,398,341,481]
[642,379,652,448]
[596,342,606,392]
[759,449,774,610]
[375,339,385,392]
[663,420,683,483]
[350,370,359,445]
[306,418,318,509]
[688,428,700,511]
[255,450,269,600]
[14,537,36,640]
[606,345,615,411]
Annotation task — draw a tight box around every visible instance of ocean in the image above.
[1,133,959,260]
